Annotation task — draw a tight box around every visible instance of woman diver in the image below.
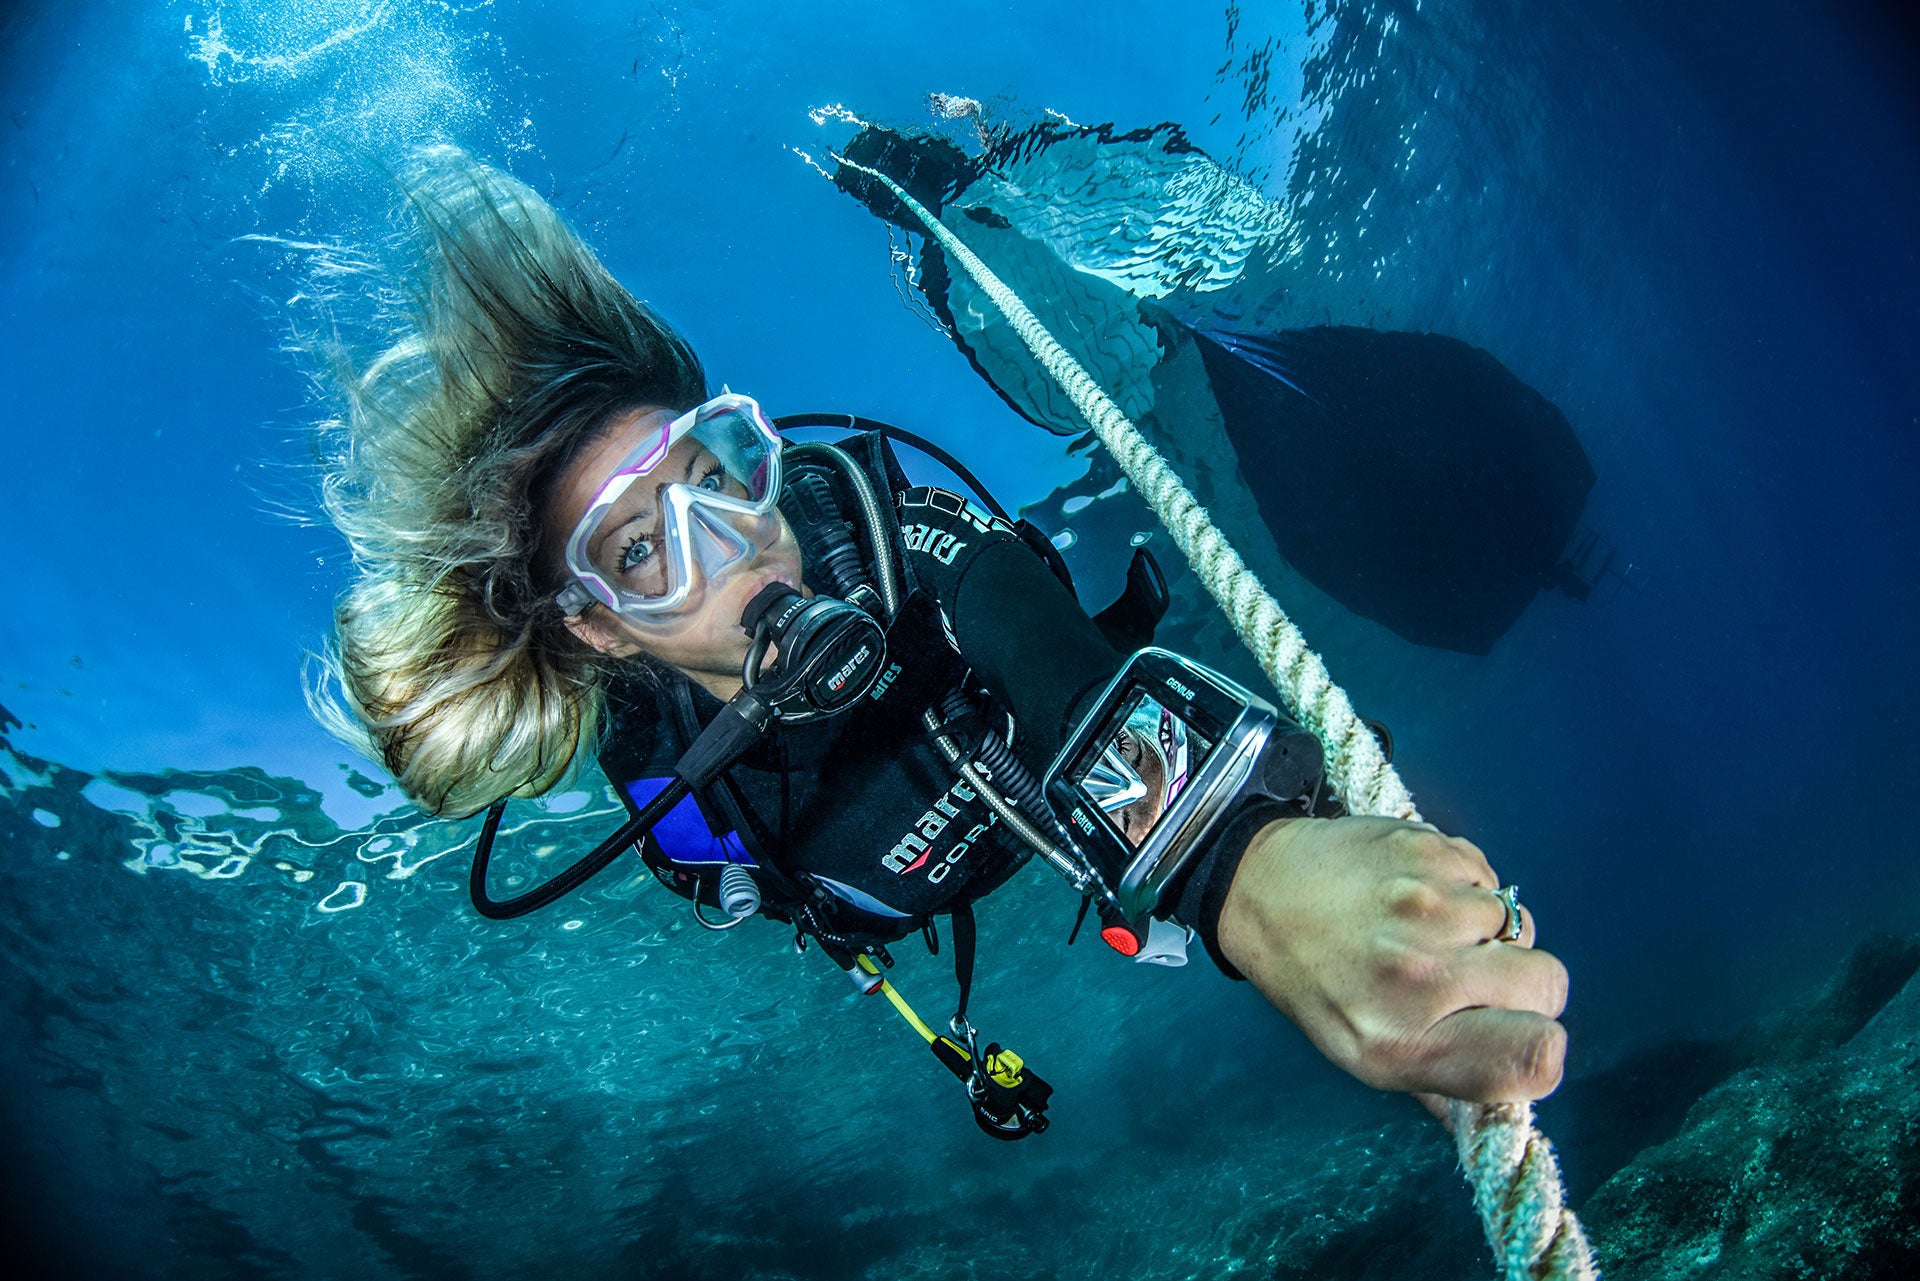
[309,147,1570,1134]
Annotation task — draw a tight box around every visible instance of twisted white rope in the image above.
[837,153,1596,1281]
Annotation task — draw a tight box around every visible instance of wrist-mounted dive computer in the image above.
[1043,648,1324,921]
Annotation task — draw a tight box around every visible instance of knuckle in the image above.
[1383,876,1445,921]
[1392,828,1485,878]
[1369,939,1440,988]
[1452,840,1497,885]
[1519,1022,1568,1094]
[1387,824,1444,857]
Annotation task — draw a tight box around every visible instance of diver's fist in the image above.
[1217,817,1568,1105]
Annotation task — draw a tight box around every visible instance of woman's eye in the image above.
[698,464,726,492]
[619,537,655,572]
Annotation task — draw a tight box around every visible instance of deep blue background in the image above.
[1,1,1917,1277]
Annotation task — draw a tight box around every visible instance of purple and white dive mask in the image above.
[555,393,783,628]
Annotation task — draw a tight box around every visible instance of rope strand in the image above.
[836,151,1596,1281]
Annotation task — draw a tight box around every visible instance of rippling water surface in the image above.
[2,1,1916,1277]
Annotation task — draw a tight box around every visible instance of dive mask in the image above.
[556,393,783,625]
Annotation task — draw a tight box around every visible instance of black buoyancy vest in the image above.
[595,433,1038,945]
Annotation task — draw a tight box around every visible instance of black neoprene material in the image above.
[594,429,1307,979]
[1165,800,1294,981]
[950,536,1124,763]
[951,900,977,1022]
[597,437,1095,942]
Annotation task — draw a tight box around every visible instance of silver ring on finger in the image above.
[1494,884,1524,943]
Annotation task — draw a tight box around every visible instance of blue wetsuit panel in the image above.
[624,776,755,867]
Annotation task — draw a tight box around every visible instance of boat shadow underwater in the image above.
[831,119,1637,655]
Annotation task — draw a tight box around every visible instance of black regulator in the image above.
[468,583,886,920]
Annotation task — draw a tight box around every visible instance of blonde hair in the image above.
[305,146,707,817]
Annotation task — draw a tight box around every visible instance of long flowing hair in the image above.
[305,146,707,816]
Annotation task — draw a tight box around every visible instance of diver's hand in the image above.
[1217,817,1568,1107]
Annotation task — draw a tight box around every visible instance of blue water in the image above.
[2,1,1917,1277]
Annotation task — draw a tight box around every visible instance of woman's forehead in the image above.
[555,406,675,509]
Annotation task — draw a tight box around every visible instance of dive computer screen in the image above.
[1048,648,1294,919]
[1068,688,1217,849]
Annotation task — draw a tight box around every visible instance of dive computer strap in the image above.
[1164,799,1296,981]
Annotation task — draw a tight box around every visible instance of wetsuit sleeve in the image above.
[896,484,1314,981]
[897,486,1124,762]
[1160,804,1287,980]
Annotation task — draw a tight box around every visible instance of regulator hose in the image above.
[783,469,868,598]
[470,777,690,920]
[938,688,1051,823]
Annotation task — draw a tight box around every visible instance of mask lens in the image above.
[688,403,776,504]
[600,518,674,599]
[568,396,782,612]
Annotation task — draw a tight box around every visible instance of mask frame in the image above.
[555,393,783,626]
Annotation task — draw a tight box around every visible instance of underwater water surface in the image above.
[2,1,1918,1277]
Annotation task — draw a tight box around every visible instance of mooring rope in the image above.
[835,152,1596,1281]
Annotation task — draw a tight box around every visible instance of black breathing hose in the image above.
[937,688,1052,823]
[470,777,691,920]
[784,470,867,598]
[772,413,1013,525]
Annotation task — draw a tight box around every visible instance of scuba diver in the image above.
[310,147,1570,1139]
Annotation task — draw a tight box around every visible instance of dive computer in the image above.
[1043,648,1324,921]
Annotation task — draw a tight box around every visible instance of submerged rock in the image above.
[1118,935,1920,1281]
[1582,936,1920,1278]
